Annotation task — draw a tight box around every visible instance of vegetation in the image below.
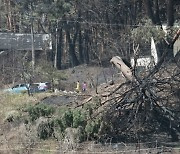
[24,100,102,141]
[26,103,55,121]
[0,1,179,83]
[0,94,99,144]
[0,0,180,153]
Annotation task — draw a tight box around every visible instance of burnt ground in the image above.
[41,64,124,106]
[59,64,121,91]
[1,63,180,153]
[40,63,180,144]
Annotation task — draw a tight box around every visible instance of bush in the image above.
[36,118,54,140]
[57,106,69,116]
[64,126,85,143]
[53,118,65,132]
[26,104,55,121]
[83,103,93,119]
[77,126,85,143]
[85,119,101,140]
[73,109,86,128]
[4,110,21,123]
[61,109,73,128]
[55,108,102,141]
[53,118,65,140]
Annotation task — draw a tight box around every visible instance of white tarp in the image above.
[151,37,158,65]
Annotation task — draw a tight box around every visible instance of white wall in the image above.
[130,57,152,69]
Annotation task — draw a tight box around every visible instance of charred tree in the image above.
[84,29,180,143]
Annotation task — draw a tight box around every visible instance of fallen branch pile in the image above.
[75,29,180,143]
[94,58,180,142]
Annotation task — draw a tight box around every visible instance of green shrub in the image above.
[72,109,86,128]
[53,118,65,131]
[53,118,65,133]
[77,126,85,143]
[64,126,85,143]
[57,106,69,116]
[85,119,101,140]
[37,119,54,140]
[83,103,93,118]
[53,118,65,140]
[26,104,55,121]
[61,109,73,128]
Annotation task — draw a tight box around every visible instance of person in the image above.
[76,81,80,93]
[82,81,87,92]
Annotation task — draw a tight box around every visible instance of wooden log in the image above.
[110,56,133,81]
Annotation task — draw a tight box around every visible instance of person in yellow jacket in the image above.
[76,81,80,93]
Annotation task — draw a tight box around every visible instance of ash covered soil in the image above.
[41,64,125,106]
[41,62,180,108]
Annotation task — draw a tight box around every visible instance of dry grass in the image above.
[31,139,59,154]
[0,91,60,154]
[0,92,55,124]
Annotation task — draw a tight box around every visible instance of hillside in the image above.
[0,62,180,154]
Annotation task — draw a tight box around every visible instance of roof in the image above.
[0,33,52,50]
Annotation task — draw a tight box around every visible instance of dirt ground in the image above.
[58,64,122,91]
[0,64,180,154]
[42,64,126,106]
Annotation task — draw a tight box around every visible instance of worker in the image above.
[76,81,80,93]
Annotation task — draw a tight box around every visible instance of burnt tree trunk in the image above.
[57,28,63,70]
[65,25,79,67]
[167,0,174,26]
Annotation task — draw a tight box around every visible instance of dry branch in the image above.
[89,29,180,142]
